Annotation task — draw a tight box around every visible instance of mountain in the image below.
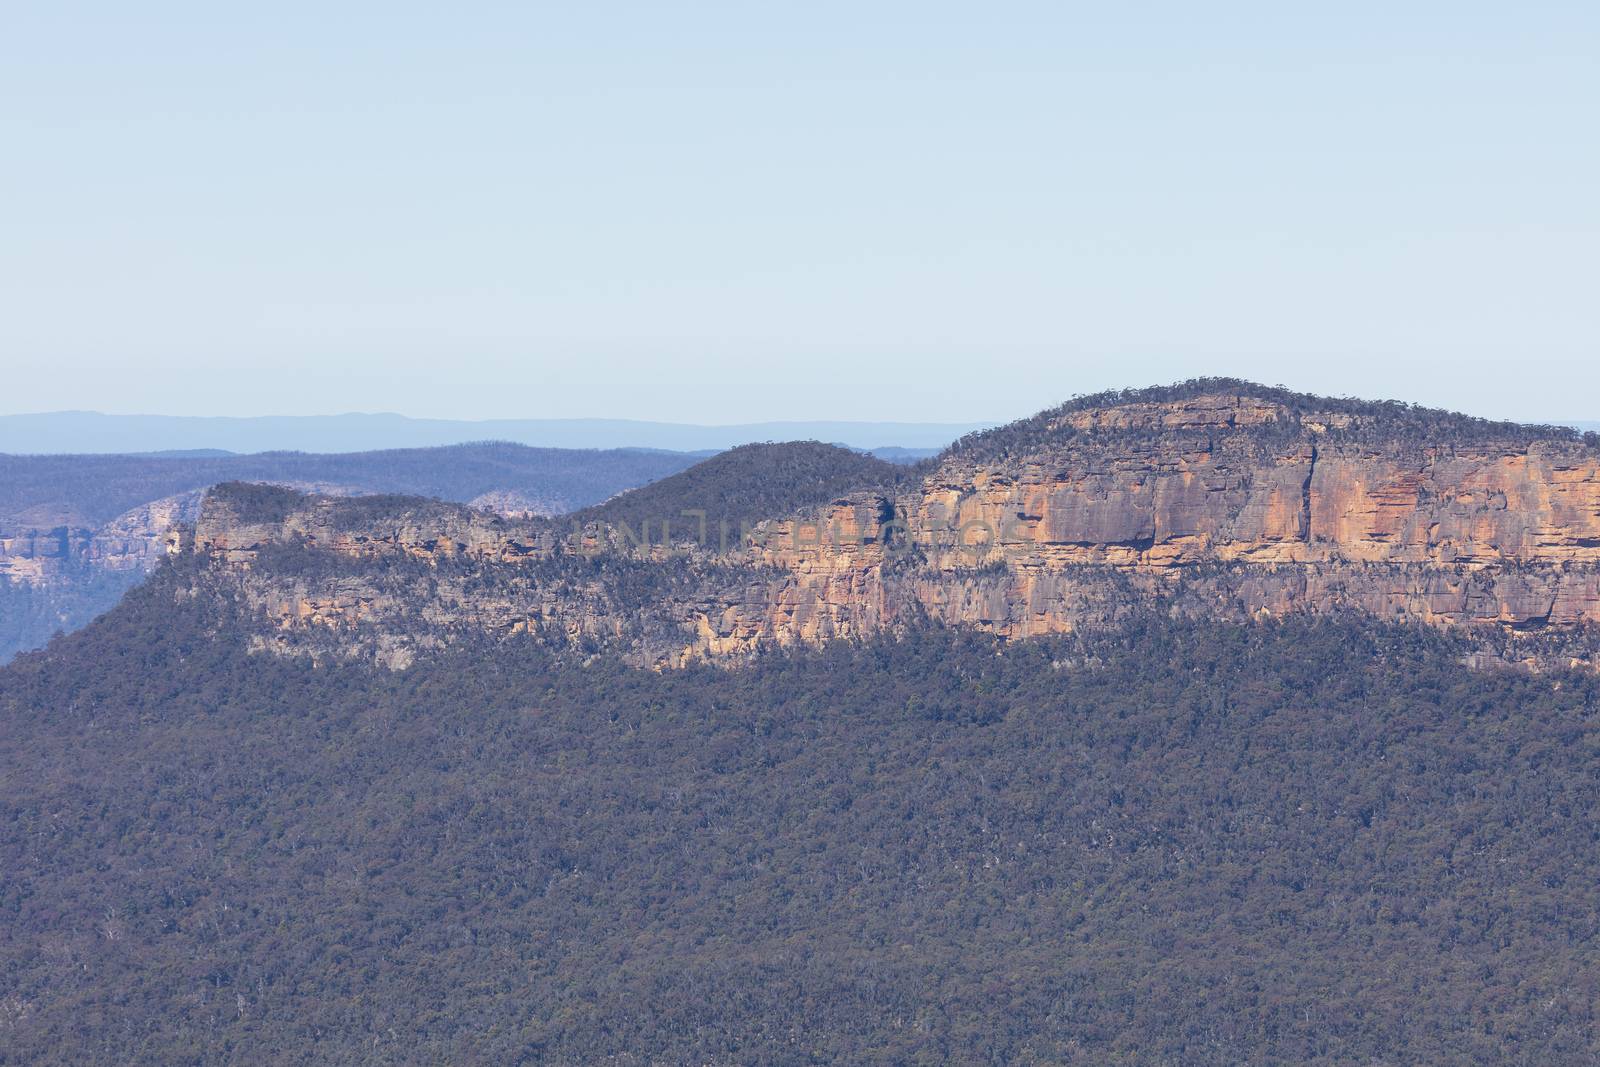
[0,442,703,662]
[175,379,1600,672]
[0,411,988,455]
[4,379,1600,1063]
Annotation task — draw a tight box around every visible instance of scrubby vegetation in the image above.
[1,575,1596,1065]
[206,483,486,530]
[202,481,308,525]
[945,377,1599,464]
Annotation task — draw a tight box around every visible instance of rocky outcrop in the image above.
[0,447,704,662]
[900,434,1600,626]
[177,389,1600,670]
[466,489,567,519]
[0,492,203,584]
[0,525,85,585]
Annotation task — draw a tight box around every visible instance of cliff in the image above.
[0,492,201,585]
[174,384,1600,671]
[0,443,705,662]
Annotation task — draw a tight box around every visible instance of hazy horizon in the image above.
[3,376,1595,429]
[0,409,991,455]
[2,384,1595,457]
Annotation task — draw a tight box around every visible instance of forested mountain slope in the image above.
[0,576,1595,1064]
[5,381,1600,1063]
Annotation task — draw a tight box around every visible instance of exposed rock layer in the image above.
[0,492,203,585]
[182,392,1600,670]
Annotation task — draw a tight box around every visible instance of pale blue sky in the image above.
[3,2,1596,424]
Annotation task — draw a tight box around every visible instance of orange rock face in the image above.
[694,396,1600,660]
[189,392,1600,669]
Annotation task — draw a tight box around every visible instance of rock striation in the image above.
[180,385,1600,670]
[0,492,202,585]
[0,445,711,662]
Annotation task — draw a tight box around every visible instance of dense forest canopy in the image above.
[1,569,1596,1065]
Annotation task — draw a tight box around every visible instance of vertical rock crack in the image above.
[1299,445,1317,542]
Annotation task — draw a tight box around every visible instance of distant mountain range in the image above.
[0,411,989,455]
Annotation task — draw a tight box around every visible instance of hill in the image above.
[0,575,1595,1064]
[567,441,919,538]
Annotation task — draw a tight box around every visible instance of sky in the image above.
[2,2,1596,425]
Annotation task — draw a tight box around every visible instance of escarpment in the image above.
[179,384,1600,670]
[0,442,714,661]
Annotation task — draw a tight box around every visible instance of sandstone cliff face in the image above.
[900,435,1600,629]
[702,395,1600,656]
[1,477,568,594]
[0,453,699,663]
[0,492,203,584]
[183,392,1600,670]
